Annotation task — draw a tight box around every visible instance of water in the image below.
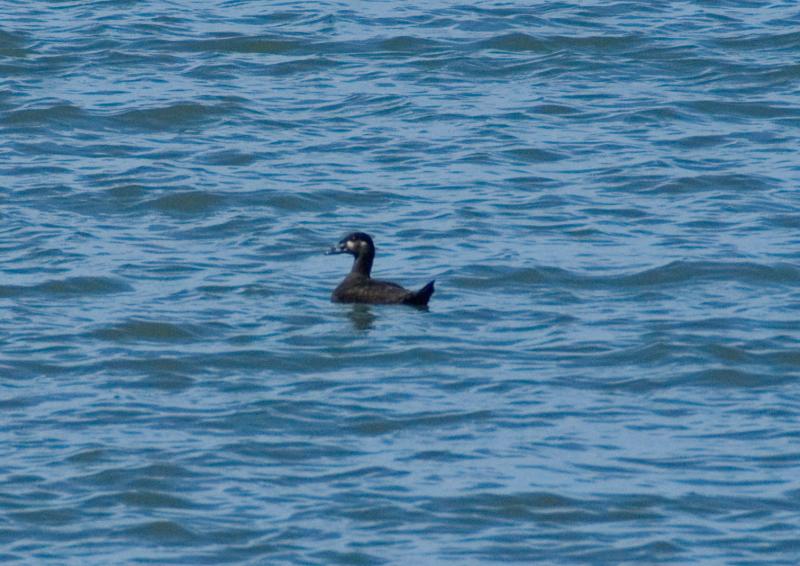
[2,1,800,563]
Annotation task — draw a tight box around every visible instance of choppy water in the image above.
[2,1,800,564]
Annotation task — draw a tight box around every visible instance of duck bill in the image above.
[325,244,346,255]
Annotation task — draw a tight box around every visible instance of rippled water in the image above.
[2,1,800,563]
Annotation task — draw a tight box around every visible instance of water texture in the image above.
[2,1,800,564]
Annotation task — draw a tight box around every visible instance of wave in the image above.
[0,276,132,297]
[111,101,233,130]
[90,319,199,342]
[452,261,800,290]
[140,190,224,214]
[2,104,89,126]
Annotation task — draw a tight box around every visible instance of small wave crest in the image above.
[453,261,800,291]
[91,319,199,342]
[0,276,132,297]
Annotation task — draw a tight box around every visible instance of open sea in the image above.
[2,1,800,564]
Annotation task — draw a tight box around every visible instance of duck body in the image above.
[327,232,435,306]
[333,273,435,305]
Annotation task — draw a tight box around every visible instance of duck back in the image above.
[332,275,435,306]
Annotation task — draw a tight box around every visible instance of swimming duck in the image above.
[327,232,435,306]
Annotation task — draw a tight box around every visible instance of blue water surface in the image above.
[2,1,800,564]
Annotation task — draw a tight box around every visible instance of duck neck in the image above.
[350,248,374,277]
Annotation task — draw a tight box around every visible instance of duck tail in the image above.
[405,280,435,306]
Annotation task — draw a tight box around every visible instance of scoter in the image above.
[326,232,435,306]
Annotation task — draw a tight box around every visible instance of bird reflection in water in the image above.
[347,304,376,331]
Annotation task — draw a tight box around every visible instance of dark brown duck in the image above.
[327,232,435,306]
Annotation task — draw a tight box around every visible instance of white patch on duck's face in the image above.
[346,239,360,252]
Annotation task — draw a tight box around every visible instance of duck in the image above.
[326,232,435,306]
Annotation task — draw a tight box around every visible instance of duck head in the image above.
[327,232,375,276]
[326,232,374,257]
